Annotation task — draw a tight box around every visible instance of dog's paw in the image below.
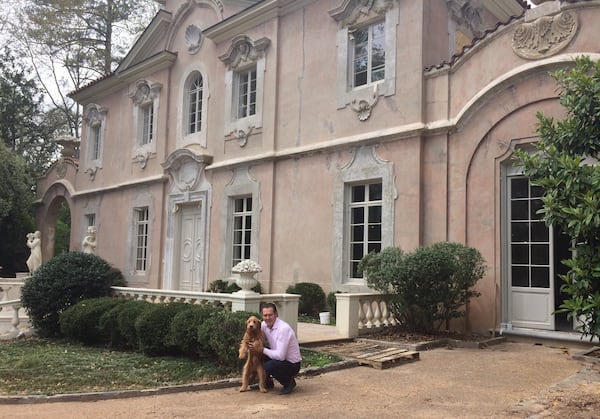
[259,388,268,393]
[239,386,248,392]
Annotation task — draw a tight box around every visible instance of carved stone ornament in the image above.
[185,24,203,54]
[329,0,395,27]
[350,84,380,121]
[232,126,254,147]
[84,166,98,180]
[135,152,152,169]
[512,11,578,60]
[162,149,213,193]
[446,0,485,38]
[56,160,68,179]
[129,80,162,105]
[219,36,270,70]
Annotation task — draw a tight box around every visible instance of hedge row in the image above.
[59,298,258,370]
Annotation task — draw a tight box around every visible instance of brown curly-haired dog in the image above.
[239,315,267,393]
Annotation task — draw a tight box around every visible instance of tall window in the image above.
[351,22,385,89]
[134,207,149,272]
[85,213,96,228]
[232,197,252,267]
[90,125,101,161]
[509,177,550,288]
[236,67,257,119]
[187,74,203,134]
[349,182,383,278]
[140,104,154,146]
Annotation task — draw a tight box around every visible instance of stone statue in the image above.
[82,226,97,254]
[26,230,42,274]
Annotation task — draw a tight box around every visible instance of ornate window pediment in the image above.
[129,80,162,162]
[219,36,271,70]
[220,36,270,143]
[330,0,398,121]
[329,0,395,28]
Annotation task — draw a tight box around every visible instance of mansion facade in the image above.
[36,0,600,335]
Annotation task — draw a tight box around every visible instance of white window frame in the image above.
[231,195,253,267]
[348,181,383,279]
[330,0,398,109]
[349,21,386,89]
[333,146,396,291]
[129,80,161,159]
[177,66,210,149]
[220,166,260,278]
[220,36,270,138]
[133,206,150,274]
[187,73,204,135]
[235,67,257,120]
[83,104,107,167]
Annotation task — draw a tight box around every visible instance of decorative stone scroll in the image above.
[512,11,578,60]
[350,84,379,121]
[329,0,396,27]
[219,35,270,70]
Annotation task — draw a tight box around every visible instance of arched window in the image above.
[187,73,203,134]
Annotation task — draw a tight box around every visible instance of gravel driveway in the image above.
[1,341,598,418]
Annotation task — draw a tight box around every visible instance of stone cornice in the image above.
[203,0,313,44]
[70,51,177,104]
[71,174,169,198]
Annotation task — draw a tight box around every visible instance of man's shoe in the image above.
[266,378,275,389]
[279,378,296,395]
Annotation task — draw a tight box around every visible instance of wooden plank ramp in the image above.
[314,340,419,369]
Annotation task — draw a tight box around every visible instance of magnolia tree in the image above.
[515,56,600,341]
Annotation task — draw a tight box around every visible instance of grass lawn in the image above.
[0,338,342,396]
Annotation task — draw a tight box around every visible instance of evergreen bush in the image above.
[359,242,485,333]
[286,282,327,318]
[116,299,152,350]
[21,252,117,337]
[197,310,256,369]
[168,304,217,358]
[135,302,190,356]
[59,297,125,344]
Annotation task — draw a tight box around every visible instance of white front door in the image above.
[177,204,203,291]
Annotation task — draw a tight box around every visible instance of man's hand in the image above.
[248,339,264,354]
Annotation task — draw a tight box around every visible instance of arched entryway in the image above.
[36,181,75,263]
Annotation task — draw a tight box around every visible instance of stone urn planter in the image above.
[232,259,262,294]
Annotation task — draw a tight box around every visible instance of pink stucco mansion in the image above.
[35,0,600,337]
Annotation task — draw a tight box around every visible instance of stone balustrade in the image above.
[111,286,301,334]
[335,293,397,338]
[0,299,26,339]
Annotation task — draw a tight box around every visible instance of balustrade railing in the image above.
[111,286,300,333]
[335,293,397,338]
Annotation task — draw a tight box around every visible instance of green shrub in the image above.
[135,302,190,356]
[21,252,117,337]
[286,282,326,318]
[197,310,256,369]
[59,297,125,344]
[115,299,152,350]
[359,242,485,333]
[208,279,262,294]
[168,304,217,358]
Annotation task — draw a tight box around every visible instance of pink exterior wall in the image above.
[36,1,599,334]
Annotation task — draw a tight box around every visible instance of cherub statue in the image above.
[26,231,42,273]
[82,226,97,254]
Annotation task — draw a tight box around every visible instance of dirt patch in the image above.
[364,325,493,343]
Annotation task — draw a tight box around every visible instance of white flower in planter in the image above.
[232,259,263,273]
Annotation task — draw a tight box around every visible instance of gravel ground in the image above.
[0,341,598,419]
